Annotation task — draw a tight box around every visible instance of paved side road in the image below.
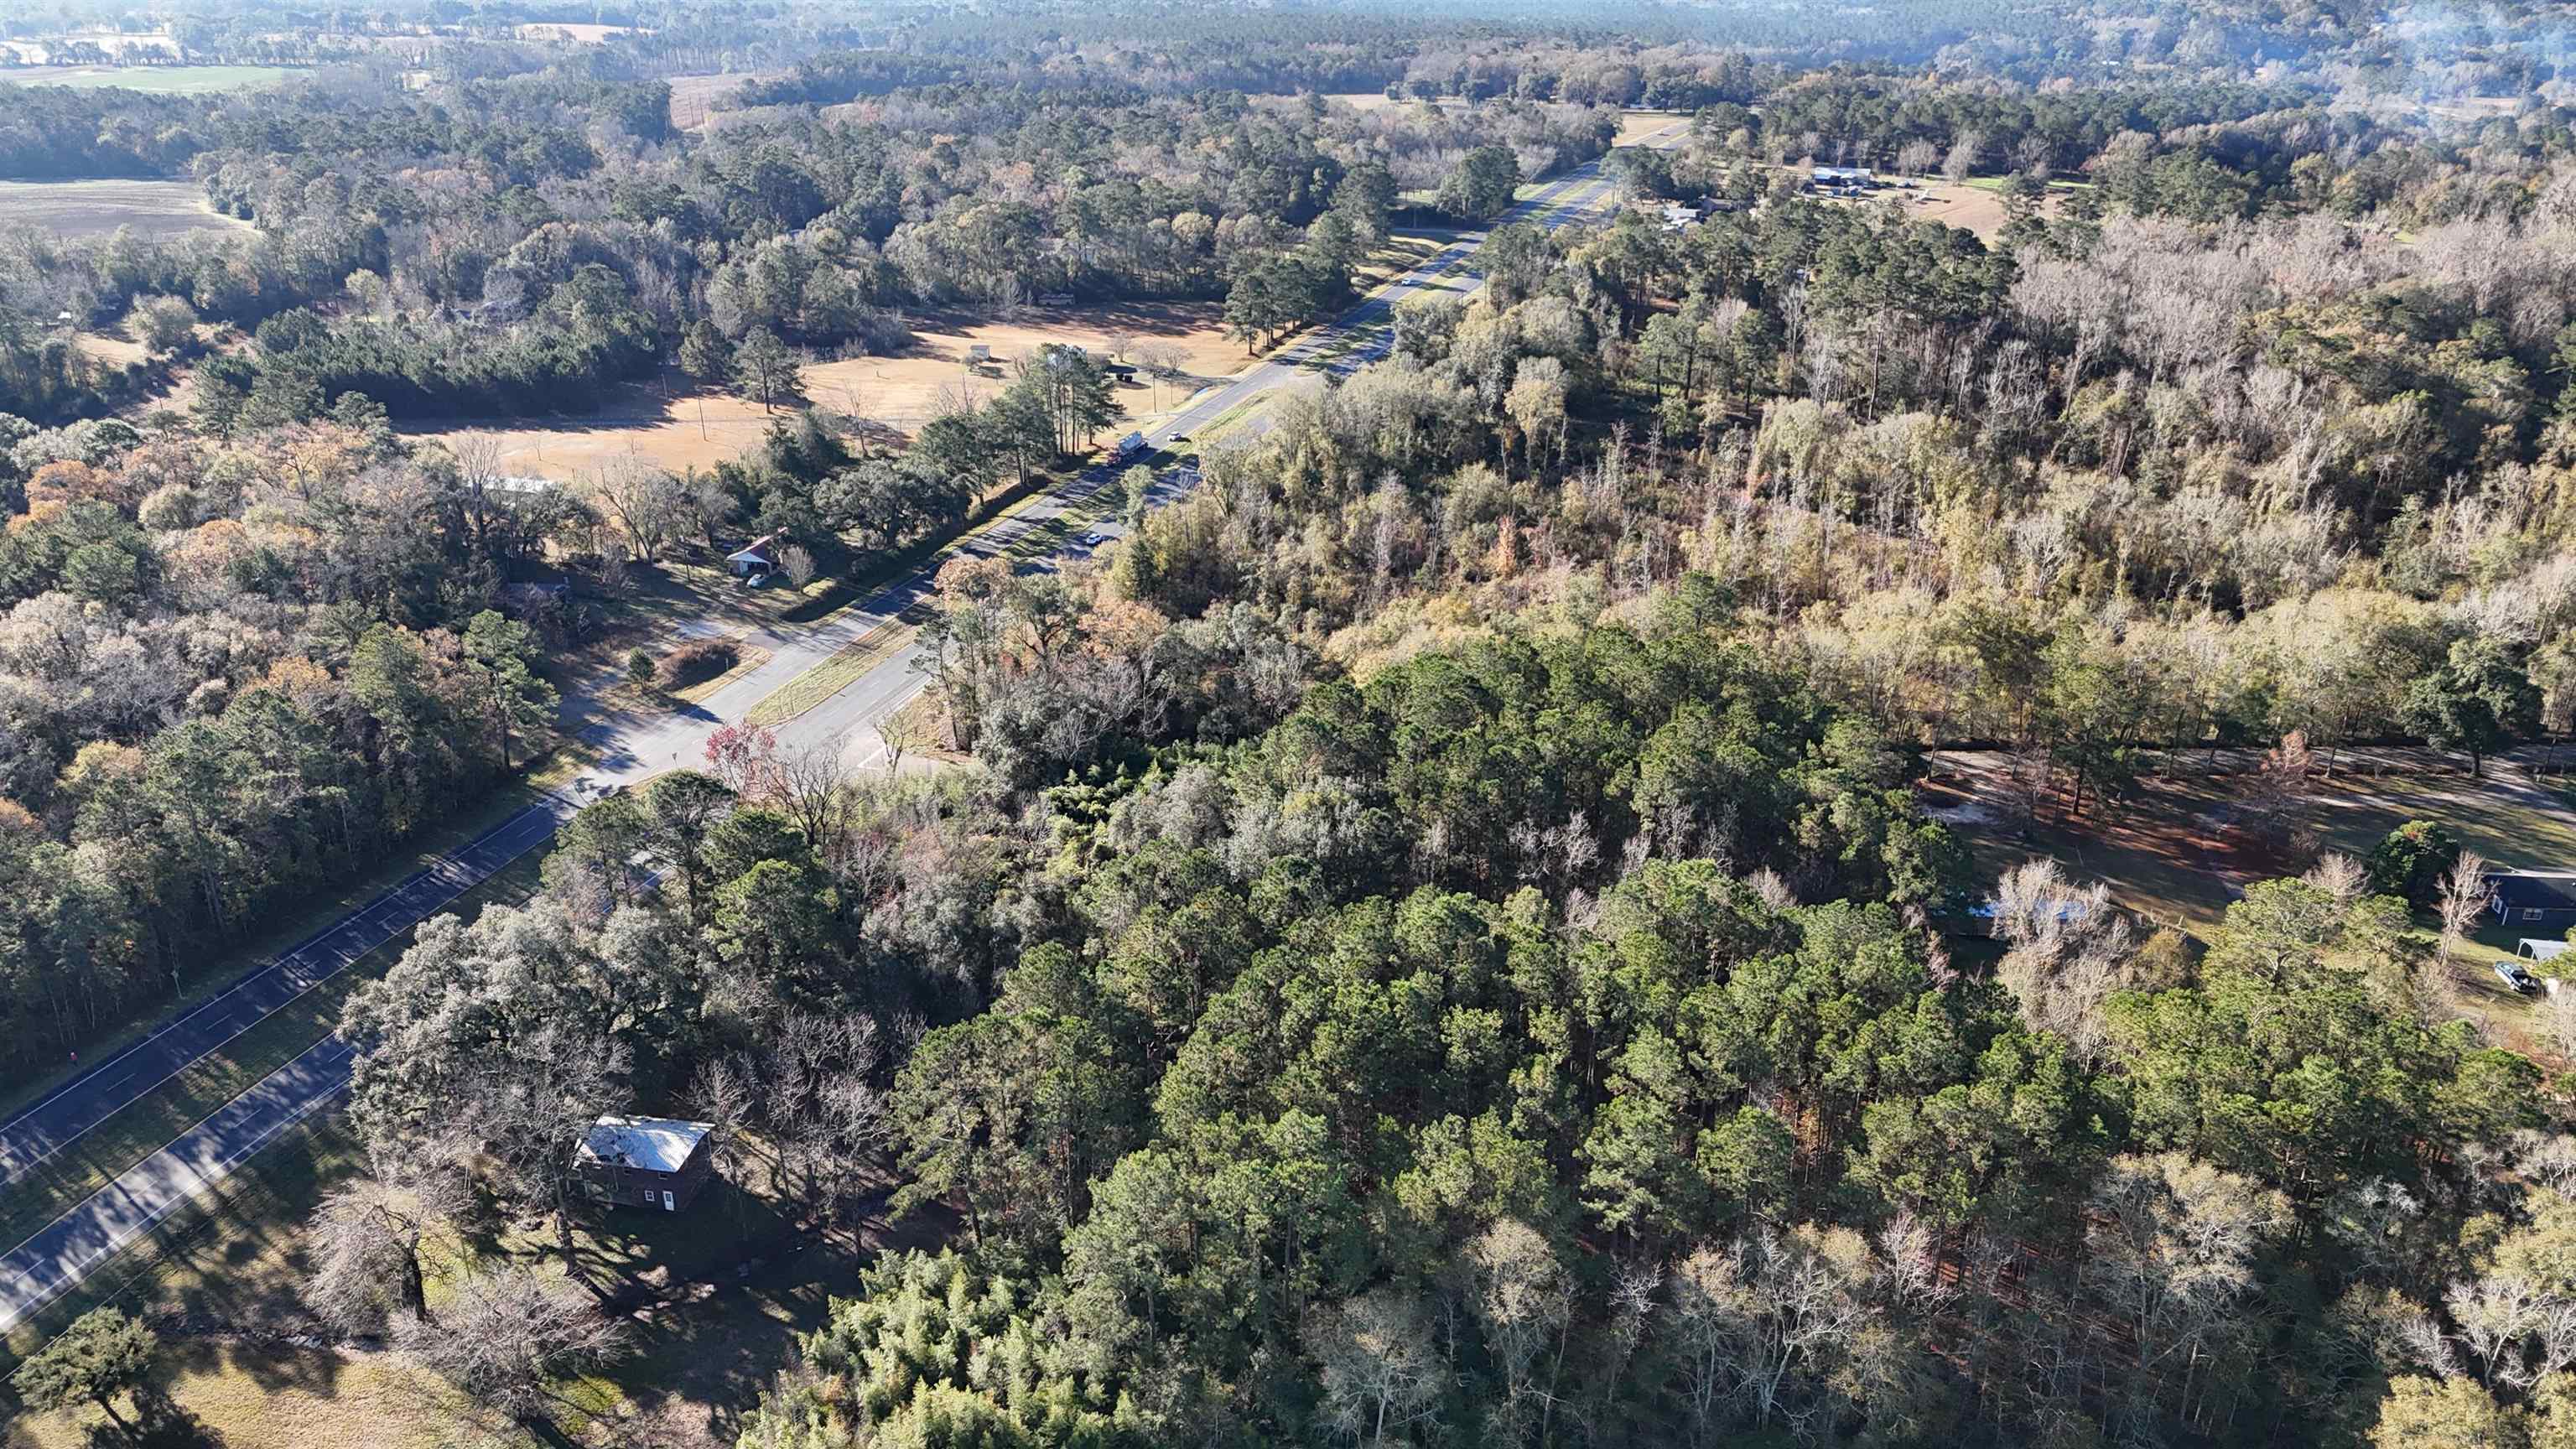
[0,1035,358,1334]
[0,126,1681,1337]
[0,796,576,1191]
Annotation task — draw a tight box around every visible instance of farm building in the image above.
[2487,870,2576,930]
[1813,165,1876,185]
[574,1115,719,1212]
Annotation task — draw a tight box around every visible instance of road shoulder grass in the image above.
[0,850,551,1345]
[0,780,557,1126]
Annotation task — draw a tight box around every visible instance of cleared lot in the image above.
[0,179,252,240]
[399,302,1243,481]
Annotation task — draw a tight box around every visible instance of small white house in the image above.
[727,533,778,578]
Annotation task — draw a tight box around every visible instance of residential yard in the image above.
[1,1116,513,1449]
[5,1104,922,1449]
[5,1336,492,1449]
[1924,747,2576,1058]
[476,1157,930,1447]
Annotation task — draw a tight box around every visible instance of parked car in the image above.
[1080,531,1111,546]
[2495,961,2543,995]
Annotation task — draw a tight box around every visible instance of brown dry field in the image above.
[397,302,1244,481]
[0,179,252,240]
[1898,181,2017,240]
[71,330,147,367]
[670,70,779,129]
[1614,109,1690,145]
[1792,174,2030,242]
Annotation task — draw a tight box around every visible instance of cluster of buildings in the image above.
[1810,165,1911,198]
[1626,195,1736,233]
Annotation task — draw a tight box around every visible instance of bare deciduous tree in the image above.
[586,461,688,564]
[449,434,507,547]
[304,1151,470,1332]
[1310,1288,1446,1448]
[1664,1224,1883,1440]
[2080,1153,2288,1436]
[2305,851,2369,909]
[2436,849,2494,972]
[766,745,852,858]
[1467,1219,1573,1443]
[1990,859,2137,1060]
[1942,129,1983,182]
[692,1012,889,1228]
[406,1264,631,1420]
[780,543,818,589]
[2242,730,2314,846]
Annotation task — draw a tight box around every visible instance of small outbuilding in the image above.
[2486,871,2576,931]
[727,533,779,578]
[575,1115,719,1213]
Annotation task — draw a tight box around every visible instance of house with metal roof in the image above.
[2485,871,2576,932]
[574,1115,718,1212]
[726,533,779,578]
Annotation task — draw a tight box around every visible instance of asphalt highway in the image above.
[0,123,1680,1335]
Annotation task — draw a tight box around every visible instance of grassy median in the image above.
[0,851,550,1354]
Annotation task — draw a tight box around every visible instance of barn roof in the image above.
[578,1115,714,1174]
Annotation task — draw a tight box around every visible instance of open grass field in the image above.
[1775,169,2033,242]
[398,302,1242,482]
[0,179,252,240]
[0,1107,532,1449]
[1614,109,1690,145]
[71,330,147,368]
[4,1335,491,1449]
[0,65,293,94]
[1893,180,2018,240]
[670,70,781,128]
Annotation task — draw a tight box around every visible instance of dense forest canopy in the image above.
[9,0,2576,1446]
